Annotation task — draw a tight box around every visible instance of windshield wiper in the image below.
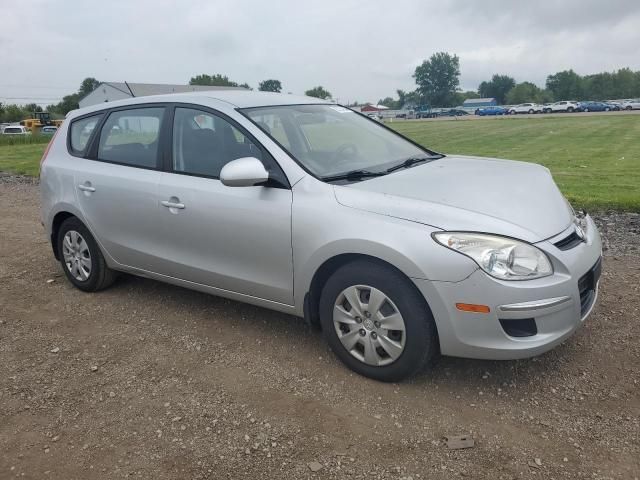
[321,169,387,183]
[386,155,443,173]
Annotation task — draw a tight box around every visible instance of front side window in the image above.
[242,104,433,179]
[172,107,263,178]
[70,114,102,153]
[98,107,164,168]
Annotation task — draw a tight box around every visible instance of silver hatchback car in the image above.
[40,91,602,381]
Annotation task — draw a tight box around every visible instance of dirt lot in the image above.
[1,179,639,480]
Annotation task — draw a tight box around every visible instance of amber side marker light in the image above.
[456,303,491,314]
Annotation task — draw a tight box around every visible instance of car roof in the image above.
[68,90,333,119]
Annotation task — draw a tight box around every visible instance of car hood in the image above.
[333,155,573,243]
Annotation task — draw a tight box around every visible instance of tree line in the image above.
[3,59,640,122]
[374,53,640,109]
[0,75,333,123]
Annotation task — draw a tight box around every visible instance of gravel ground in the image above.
[1,178,638,480]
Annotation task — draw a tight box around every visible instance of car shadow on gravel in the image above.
[108,271,579,391]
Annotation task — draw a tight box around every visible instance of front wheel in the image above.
[528,109,534,114]
[57,217,117,292]
[567,107,574,112]
[319,261,438,382]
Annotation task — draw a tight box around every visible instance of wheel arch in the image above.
[50,210,79,260]
[302,252,433,331]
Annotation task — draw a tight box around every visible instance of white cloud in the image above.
[1,0,639,105]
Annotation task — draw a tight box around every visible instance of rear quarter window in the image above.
[69,114,103,154]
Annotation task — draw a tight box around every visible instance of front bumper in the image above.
[415,215,602,360]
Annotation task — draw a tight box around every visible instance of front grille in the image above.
[555,230,584,250]
[578,257,602,316]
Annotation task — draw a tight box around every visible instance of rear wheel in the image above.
[567,107,574,112]
[57,217,117,292]
[528,109,534,114]
[319,260,438,382]
[626,106,632,110]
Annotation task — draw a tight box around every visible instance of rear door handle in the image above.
[78,183,96,192]
[161,200,185,209]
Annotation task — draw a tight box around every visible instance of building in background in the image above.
[358,104,391,113]
[462,97,497,109]
[78,82,246,108]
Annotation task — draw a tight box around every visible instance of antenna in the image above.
[124,81,135,97]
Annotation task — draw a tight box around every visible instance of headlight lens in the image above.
[433,232,553,280]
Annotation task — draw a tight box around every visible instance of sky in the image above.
[2,0,640,105]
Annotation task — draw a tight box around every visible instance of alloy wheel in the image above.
[333,285,406,366]
[62,230,92,281]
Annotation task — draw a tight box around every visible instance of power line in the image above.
[0,84,75,90]
[1,96,63,100]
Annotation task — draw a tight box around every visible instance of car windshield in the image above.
[241,104,438,180]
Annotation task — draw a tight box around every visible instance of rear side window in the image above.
[98,107,164,168]
[70,114,102,154]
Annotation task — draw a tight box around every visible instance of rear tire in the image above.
[57,217,117,292]
[528,109,534,114]
[319,260,438,382]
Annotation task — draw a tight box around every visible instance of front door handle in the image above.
[161,200,185,209]
[78,183,96,193]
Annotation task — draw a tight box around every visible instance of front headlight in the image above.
[433,232,553,281]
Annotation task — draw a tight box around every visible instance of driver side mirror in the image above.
[220,157,269,187]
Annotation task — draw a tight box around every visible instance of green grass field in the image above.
[390,114,640,212]
[1,114,638,211]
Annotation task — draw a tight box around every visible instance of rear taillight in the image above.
[39,130,58,173]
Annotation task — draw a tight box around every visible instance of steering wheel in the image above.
[332,142,359,163]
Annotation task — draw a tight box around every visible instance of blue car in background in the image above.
[475,106,506,116]
[577,101,613,112]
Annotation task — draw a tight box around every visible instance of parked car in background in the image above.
[0,122,11,133]
[40,91,602,382]
[508,103,542,114]
[438,109,469,117]
[576,101,612,112]
[475,106,506,116]
[604,101,622,111]
[543,101,580,113]
[367,113,383,122]
[1,125,30,135]
[621,99,640,110]
[40,126,59,135]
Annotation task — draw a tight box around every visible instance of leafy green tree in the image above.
[413,52,460,107]
[505,82,544,104]
[24,103,43,114]
[478,74,516,104]
[546,70,584,100]
[79,77,101,98]
[453,90,480,106]
[189,74,239,87]
[2,104,27,122]
[258,79,282,92]
[377,97,397,108]
[611,68,637,99]
[305,86,332,99]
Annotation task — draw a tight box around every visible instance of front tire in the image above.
[319,261,438,382]
[57,217,117,292]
